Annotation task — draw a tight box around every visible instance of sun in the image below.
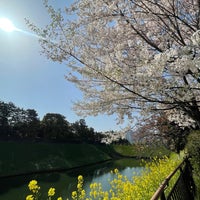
[0,18,16,32]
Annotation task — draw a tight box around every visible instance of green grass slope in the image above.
[0,142,111,177]
[112,144,171,158]
[0,141,171,177]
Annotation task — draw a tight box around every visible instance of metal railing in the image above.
[151,157,196,200]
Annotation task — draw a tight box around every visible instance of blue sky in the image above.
[0,0,127,132]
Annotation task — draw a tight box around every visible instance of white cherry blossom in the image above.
[28,0,200,129]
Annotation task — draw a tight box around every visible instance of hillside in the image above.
[0,141,171,177]
[0,141,111,177]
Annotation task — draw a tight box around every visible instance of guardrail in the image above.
[151,157,196,200]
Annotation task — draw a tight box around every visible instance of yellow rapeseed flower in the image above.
[77,183,82,189]
[26,195,34,200]
[25,155,182,200]
[72,191,77,199]
[28,180,40,193]
[114,169,118,174]
[48,187,55,197]
[81,189,86,196]
[78,175,83,182]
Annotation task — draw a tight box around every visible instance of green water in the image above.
[0,158,143,200]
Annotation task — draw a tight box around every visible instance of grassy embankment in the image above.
[0,141,171,177]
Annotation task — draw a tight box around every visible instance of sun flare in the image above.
[0,18,16,32]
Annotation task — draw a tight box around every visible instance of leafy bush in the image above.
[186,130,200,198]
[186,131,200,171]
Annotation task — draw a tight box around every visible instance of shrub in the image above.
[186,130,200,198]
[186,131,200,171]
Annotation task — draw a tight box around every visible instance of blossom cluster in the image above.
[101,130,126,144]
[28,0,200,129]
[26,179,58,200]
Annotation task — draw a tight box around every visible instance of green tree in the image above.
[25,109,40,138]
[12,107,28,138]
[0,101,26,138]
[41,113,70,139]
[0,101,14,136]
[71,119,99,142]
[71,119,87,141]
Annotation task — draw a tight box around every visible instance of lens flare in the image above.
[0,18,16,32]
[0,17,51,42]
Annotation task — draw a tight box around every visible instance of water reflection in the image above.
[0,158,143,200]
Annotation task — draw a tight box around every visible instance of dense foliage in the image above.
[186,130,200,196]
[0,100,104,143]
[187,131,200,171]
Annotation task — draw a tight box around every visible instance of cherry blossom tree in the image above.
[28,0,200,128]
[131,112,190,152]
